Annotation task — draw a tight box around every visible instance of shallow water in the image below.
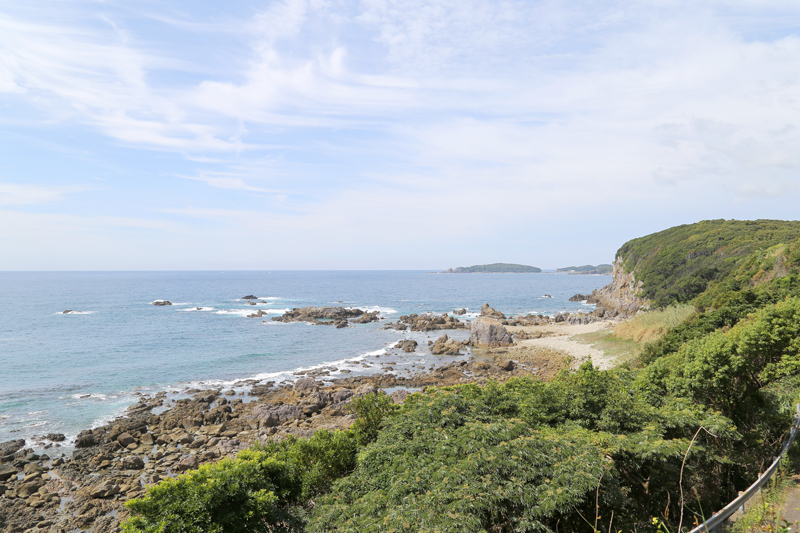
[0,270,610,448]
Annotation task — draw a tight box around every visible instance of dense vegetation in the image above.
[616,219,800,308]
[444,263,542,273]
[556,264,613,274]
[124,222,800,532]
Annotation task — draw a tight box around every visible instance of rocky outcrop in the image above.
[396,340,418,353]
[480,303,506,319]
[382,313,466,332]
[241,295,258,300]
[469,317,514,347]
[453,308,467,315]
[0,439,25,458]
[430,335,466,355]
[151,300,172,306]
[568,293,598,303]
[582,257,648,316]
[272,307,366,327]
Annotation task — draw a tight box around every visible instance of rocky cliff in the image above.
[584,257,649,316]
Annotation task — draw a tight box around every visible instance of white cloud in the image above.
[0,183,80,206]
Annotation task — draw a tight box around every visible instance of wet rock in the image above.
[480,303,506,320]
[469,317,514,347]
[352,311,381,324]
[43,433,65,442]
[384,313,466,332]
[75,431,96,448]
[453,308,467,315]
[0,439,25,457]
[272,307,364,325]
[151,300,172,306]
[242,295,258,300]
[396,339,418,353]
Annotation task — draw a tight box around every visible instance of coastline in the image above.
[0,317,619,532]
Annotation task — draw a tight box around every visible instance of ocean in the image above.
[0,270,610,449]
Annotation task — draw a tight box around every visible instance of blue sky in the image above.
[2,0,800,270]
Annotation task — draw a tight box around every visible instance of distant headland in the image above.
[443,263,542,273]
[556,264,613,275]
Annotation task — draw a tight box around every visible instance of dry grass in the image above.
[613,304,696,344]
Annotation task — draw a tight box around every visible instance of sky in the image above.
[1,0,800,270]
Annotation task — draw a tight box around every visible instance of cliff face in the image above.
[590,257,649,316]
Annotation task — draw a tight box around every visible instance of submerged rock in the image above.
[151,300,172,306]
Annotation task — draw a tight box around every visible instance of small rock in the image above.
[151,300,172,306]
[178,455,199,471]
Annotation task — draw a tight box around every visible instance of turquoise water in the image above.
[0,271,610,448]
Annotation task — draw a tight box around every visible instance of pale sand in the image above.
[505,321,617,370]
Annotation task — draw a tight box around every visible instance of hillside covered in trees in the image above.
[123,220,800,533]
[443,263,542,273]
[616,219,800,308]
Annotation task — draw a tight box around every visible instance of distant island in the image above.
[556,264,613,275]
[443,263,542,273]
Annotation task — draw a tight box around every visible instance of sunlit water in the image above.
[0,270,610,448]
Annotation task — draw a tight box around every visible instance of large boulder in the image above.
[294,378,320,393]
[0,439,25,457]
[396,340,418,353]
[480,303,506,319]
[0,464,17,481]
[469,317,514,347]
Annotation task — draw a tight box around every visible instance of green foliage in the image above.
[310,371,736,532]
[349,392,399,446]
[446,263,542,273]
[644,297,800,418]
[616,219,800,308]
[123,430,359,533]
[122,449,293,533]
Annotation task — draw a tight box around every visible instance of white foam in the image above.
[259,296,282,300]
[179,307,215,312]
[70,393,107,400]
[55,311,95,315]
[353,306,398,315]
[216,308,290,317]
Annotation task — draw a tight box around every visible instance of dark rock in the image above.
[383,313,466,332]
[469,317,514,347]
[272,306,364,325]
[43,433,65,442]
[396,339,418,352]
[178,456,199,471]
[352,311,381,324]
[0,439,25,457]
[332,389,353,403]
[121,456,144,470]
[453,308,467,315]
[116,433,136,447]
[498,360,515,371]
[0,464,17,481]
[151,300,172,306]
[241,295,258,300]
[75,431,95,448]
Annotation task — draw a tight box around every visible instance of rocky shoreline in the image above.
[0,304,621,532]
